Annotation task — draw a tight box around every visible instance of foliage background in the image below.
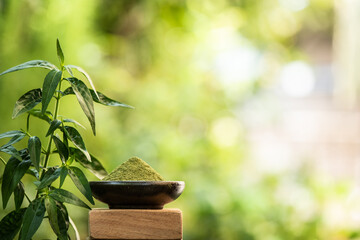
[0,0,359,239]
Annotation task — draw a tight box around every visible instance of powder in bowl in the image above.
[102,157,164,181]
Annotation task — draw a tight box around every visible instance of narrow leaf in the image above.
[68,166,94,204]
[63,87,133,108]
[37,167,62,189]
[12,88,42,119]
[28,136,41,172]
[66,78,95,135]
[14,182,25,210]
[0,130,25,140]
[45,197,60,235]
[63,126,91,162]
[69,147,107,179]
[2,134,26,148]
[63,118,85,129]
[63,129,68,148]
[0,60,57,76]
[65,65,99,100]
[59,166,68,188]
[42,69,62,113]
[18,148,31,160]
[0,145,22,160]
[56,200,70,239]
[0,208,26,240]
[46,119,62,137]
[28,109,53,123]
[90,90,134,108]
[65,66,73,77]
[19,198,46,240]
[49,188,90,209]
[1,157,31,208]
[56,39,65,66]
[26,169,39,180]
[52,135,69,163]
[46,197,69,240]
[2,158,20,208]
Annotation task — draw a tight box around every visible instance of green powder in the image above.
[102,157,165,181]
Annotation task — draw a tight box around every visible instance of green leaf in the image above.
[42,69,62,113]
[28,136,41,172]
[2,159,20,201]
[3,134,26,148]
[69,147,107,179]
[90,90,134,108]
[68,166,94,204]
[66,78,96,135]
[63,87,133,108]
[0,130,25,140]
[56,201,70,239]
[52,135,69,163]
[65,65,99,100]
[0,131,26,151]
[19,198,46,240]
[48,188,91,209]
[28,109,53,123]
[64,65,73,77]
[1,157,31,208]
[45,197,59,235]
[46,197,69,240]
[0,145,22,160]
[18,148,31,160]
[66,155,74,165]
[14,182,25,210]
[0,60,57,76]
[37,167,62,189]
[0,208,26,240]
[63,129,68,148]
[46,119,62,137]
[56,39,65,66]
[63,118,85,129]
[12,88,42,119]
[26,169,39,180]
[63,126,91,162]
[59,166,68,188]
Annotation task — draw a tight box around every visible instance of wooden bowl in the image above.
[89,181,185,209]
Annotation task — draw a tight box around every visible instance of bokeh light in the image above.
[0,0,359,239]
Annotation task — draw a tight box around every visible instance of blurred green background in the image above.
[1,0,360,239]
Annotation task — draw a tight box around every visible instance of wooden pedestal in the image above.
[89,209,183,240]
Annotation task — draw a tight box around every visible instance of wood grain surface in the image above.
[89,208,182,240]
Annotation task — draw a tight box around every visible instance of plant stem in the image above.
[24,190,31,203]
[43,78,63,169]
[26,114,30,132]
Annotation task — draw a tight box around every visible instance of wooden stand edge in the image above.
[89,208,183,240]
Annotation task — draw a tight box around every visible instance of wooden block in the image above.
[89,208,182,240]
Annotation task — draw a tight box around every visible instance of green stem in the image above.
[26,114,30,132]
[36,75,63,198]
[24,191,31,203]
[43,77,63,169]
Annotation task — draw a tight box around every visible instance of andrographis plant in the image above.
[0,39,132,240]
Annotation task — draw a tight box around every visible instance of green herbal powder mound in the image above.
[102,157,165,181]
